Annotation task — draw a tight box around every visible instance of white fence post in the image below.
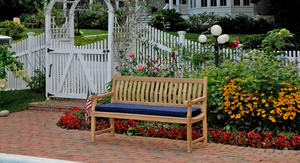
[178,31,186,46]
[27,32,35,77]
[107,9,114,85]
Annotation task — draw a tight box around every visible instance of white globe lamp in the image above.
[217,35,226,44]
[211,25,222,36]
[198,35,207,44]
[222,34,229,42]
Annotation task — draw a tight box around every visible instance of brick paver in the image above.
[0,110,299,163]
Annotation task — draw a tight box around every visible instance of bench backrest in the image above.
[111,74,207,108]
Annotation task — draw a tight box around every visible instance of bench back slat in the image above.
[128,81,133,102]
[164,82,168,103]
[111,75,207,108]
[173,83,178,104]
[132,81,137,101]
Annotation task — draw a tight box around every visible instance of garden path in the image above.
[84,34,108,37]
[0,108,299,163]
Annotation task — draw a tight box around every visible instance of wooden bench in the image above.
[89,74,208,153]
[22,22,38,29]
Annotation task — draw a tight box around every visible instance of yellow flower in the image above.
[261,99,266,103]
[265,103,269,107]
[261,93,265,96]
[270,110,275,114]
[225,76,229,79]
[231,115,235,119]
[262,114,266,118]
[219,88,222,90]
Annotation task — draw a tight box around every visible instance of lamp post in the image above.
[198,25,229,67]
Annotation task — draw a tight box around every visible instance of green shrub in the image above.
[148,9,187,31]
[79,2,108,30]
[186,12,218,33]
[239,34,266,49]
[27,69,45,94]
[216,14,273,34]
[0,21,27,39]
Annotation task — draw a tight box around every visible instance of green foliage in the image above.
[186,12,218,33]
[261,29,294,54]
[148,9,187,31]
[27,69,45,94]
[0,21,27,39]
[216,14,272,34]
[192,29,300,132]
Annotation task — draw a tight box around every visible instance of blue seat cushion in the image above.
[95,103,201,118]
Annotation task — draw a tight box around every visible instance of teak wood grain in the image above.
[89,74,208,153]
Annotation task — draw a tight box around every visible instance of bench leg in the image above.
[187,121,192,153]
[110,118,115,136]
[91,115,96,142]
[203,115,208,145]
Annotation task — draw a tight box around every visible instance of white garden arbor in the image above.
[44,0,115,99]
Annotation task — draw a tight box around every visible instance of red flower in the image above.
[171,51,176,57]
[230,39,240,49]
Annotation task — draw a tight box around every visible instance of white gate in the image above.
[46,40,109,99]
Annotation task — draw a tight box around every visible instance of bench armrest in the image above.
[185,96,206,106]
[89,92,114,101]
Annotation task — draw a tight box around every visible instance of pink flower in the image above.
[138,65,144,71]
[129,52,135,58]
[171,51,175,57]
[153,71,157,75]
[155,14,158,17]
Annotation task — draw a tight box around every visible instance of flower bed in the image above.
[57,107,300,150]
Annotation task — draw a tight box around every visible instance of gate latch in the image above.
[47,48,54,53]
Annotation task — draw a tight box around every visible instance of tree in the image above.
[0,0,45,21]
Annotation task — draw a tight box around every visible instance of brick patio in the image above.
[0,100,299,163]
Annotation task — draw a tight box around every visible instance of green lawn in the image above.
[0,89,46,113]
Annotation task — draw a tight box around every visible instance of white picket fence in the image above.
[7,33,46,90]
[5,23,300,99]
